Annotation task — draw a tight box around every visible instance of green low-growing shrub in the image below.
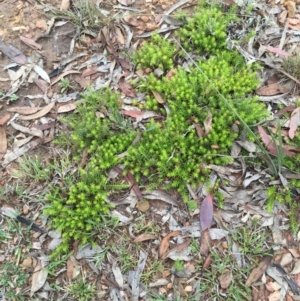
[45,3,273,256]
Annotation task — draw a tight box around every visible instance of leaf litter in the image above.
[1,0,300,299]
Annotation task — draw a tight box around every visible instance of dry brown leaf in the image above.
[204,112,212,135]
[163,238,191,260]
[120,110,142,118]
[57,103,76,113]
[3,139,41,166]
[115,27,125,47]
[33,122,55,131]
[123,16,145,30]
[202,253,212,271]
[166,69,176,79]
[286,1,296,18]
[256,83,289,96]
[152,90,165,103]
[119,78,136,97]
[145,24,159,32]
[200,229,211,256]
[30,261,48,296]
[193,123,205,137]
[78,147,89,168]
[7,106,40,115]
[66,258,74,281]
[0,127,7,154]
[159,230,181,259]
[20,36,42,50]
[246,256,272,286]
[51,70,80,86]
[133,234,157,243]
[10,122,44,139]
[0,114,11,125]
[34,79,49,93]
[18,102,55,120]
[113,166,143,201]
[218,270,232,289]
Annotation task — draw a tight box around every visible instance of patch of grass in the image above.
[198,248,253,300]
[49,0,108,31]
[134,217,161,236]
[59,78,71,93]
[0,262,29,301]
[67,277,96,301]
[117,245,139,273]
[173,259,184,272]
[283,53,300,80]
[141,260,164,284]
[231,225,270,257]
[12,154,54,182]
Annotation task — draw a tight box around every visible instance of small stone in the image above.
[0,255,5,262]
[185,285,193,292]
[36,19,47,31]
[167,282,173,289]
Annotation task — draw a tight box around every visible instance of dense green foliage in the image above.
[45,4,271,255]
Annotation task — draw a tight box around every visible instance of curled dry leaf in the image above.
[7,106,40,115]
[194,123,205,137]
[256,83,289,96]
[159,230,181,259]
[133,234,157,243]
[152,90,165,103]
[33,65,50,84]
[246,255,272,286]
[289,107,300,139]
[204,112,212,135]
[119,78,136,98]
[57,102,76,113]
[34,79,49,93]
[166,69,176,79]
[20,36,42,50]
[3,139,41,166]
[120,110,142,118]
[218,270,232,289]
[10,122,43,139]
[17,102,55,120]
[30,261,48,296]
[0,40,28,65]
[200,194,213,231]
[200,229,211,257]
[162,238,191,260]
[265,46,290,57]
[0,127,7,154]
